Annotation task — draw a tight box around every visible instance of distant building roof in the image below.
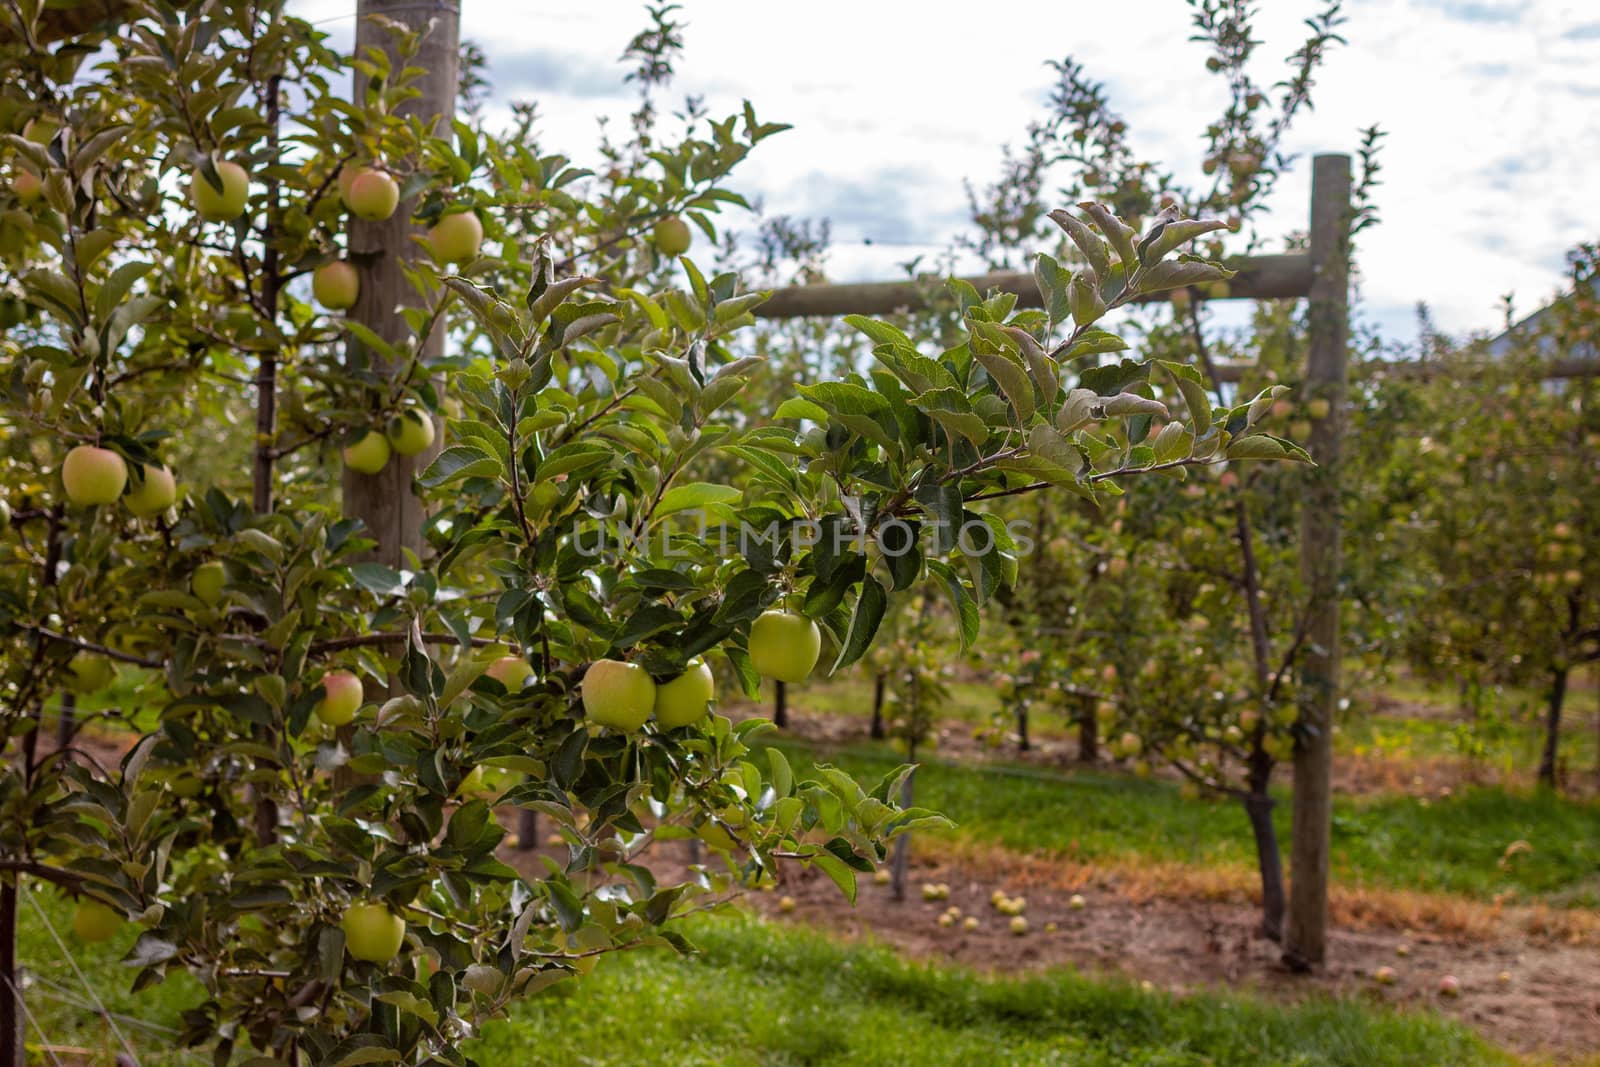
[1486,273,1599,361]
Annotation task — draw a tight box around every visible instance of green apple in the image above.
[427,211,483,263]
[191,560,226,606]
[343,430,391,475]
[313,261,359,311]
[190,160,249,222]
[72,899,122,943]
[581,659,655,732]
[1009,916,1029,936]
[1119,732,1143,758]
[653,657,713,728]
[64,654,114,694]
[61,445,127,506]
[1307,398,1331,420]
[314,670,364,726]
[651,216,692,256]
[341,903,405,963]
[385,409,436,457]
[1289,419,1313,441]
[485,655,533,690]
[12,169,41,203]
[22,118,57,145]
[124,463,177,517]
[748,610,821,683]
[345,169,399,221]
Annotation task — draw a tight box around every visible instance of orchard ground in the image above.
[26,666,1600,1064]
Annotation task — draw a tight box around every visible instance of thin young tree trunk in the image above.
[1244,789,1286,941]
[1077,696,1098,762]
[890,741,916,903]
[1016,702,1030,752]
[251,72,283,848]
[870,673,885,740]
[0,882,18,1067]
[516,808,537,852]
[54,692,75,750]
[1537,665,1569,789]
[773,680,787,729]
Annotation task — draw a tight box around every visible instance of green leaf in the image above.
[844,314,914,349]
[419,445,502,489]
[773,397,828,422]
[798,381,891,417]
[912,388,989,448]
[927,560,979,651]
[1226,434,1287,460]
[1080,358,1150,397]
[654,482,741,518]
[810,851,857,905]
[1137,256,1236,296]
[831,575,886,673]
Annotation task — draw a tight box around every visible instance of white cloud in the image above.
[293,0,1598,342]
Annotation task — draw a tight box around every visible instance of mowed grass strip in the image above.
[767,740,1600,906]
[476,910,1512,1067]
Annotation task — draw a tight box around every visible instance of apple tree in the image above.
[0,3,1299,1064]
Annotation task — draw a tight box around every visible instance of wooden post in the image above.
[344,0,458,568]
[1284,153,1351,970]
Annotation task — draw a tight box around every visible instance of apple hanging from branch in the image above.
[748,610,821,683]
[61,445,127,506]
[190,159,249,222]
[581,659,655,731]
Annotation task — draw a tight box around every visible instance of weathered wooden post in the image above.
[1284,153,1351,970]
[344,0,458,567]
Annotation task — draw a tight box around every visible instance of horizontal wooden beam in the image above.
[1359,357,1598,381]
[1211,356,1598,386]
[754,253,1314,320]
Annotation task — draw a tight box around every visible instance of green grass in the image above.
[767,740,1600,905]
[20,891,1514,1066]
[17,888,203,1064]
[473,910,1512,1067]
[1343,671,1599,776]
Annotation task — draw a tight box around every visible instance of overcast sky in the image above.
[294,1,1598,345]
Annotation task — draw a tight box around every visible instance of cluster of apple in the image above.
[289,611,823,967]
[1533,521,1584,592]
[579,609,819,732]
[58,444,177,515]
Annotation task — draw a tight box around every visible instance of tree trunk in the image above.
[54,692,75,750]
[773,680,787,729]
[343,0,456,569]
[1016,702,1030,752]
[1537,665,1568,789]
[251,72,284,847]
[1077,696,1098,763]
[890,742,916,903]
[869,673,885,740]
[1285,153,1351,972]
[0,881,19,1067]
[1244,790,1286,941]
[516,808,538,851]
